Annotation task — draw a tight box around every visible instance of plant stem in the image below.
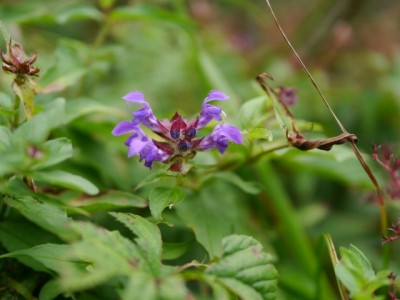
[11,94,20,129]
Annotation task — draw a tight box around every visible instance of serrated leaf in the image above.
[121,272,157,300]
[32,170,99,195]
[121,272,187,300]
[59,222,141,291]
[4,196,76,240]
[13,98,66,145]
[176,183,246,258]
[206,235,277,300]
[110,213,161,276]
[149,186,185,221]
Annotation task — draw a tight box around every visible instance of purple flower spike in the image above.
[198,90,229,129]
[113,89,240,171]
[198,124,242,153]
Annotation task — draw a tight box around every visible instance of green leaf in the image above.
[32,170,99,195]
[176,182,246,258]
[0,92,15,118]
[246,128,273,142]
[110,213,162,276]
[134,169,168,191]
[199,172,261,195]
[59,222,142,291]
[121,272,157,300]
[68,190,147,212]
[0,220,59,251]
[109,5,193,28]
[39,41,88,93]
[0,221,60,273]
[13,98,66,145]
[4,196,77,240]
[56,5,103,24]
[149,186,185,221]
[239,96,269,129]
[121,272,187,300]
[39,279,63,300]
[0,243,72,274]
[206,235,278,300]
[162,241,194,260]
[65,98,124,123]
[32,137,73,170]
[0,125,12,150]
[335,245,391,298]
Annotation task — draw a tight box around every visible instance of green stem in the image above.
[11,94,20,129]
[253,159,337,299]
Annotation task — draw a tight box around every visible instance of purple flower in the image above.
[112,90,242,171]
[278,87,297,106]
[122,91,161,132]
[197,90,229,129]
[197,124,242,153]
[112,119,168,168]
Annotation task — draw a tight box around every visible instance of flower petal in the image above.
[122,91,147,103]
[197,124,242,153]
[128,136,148,157]
[218,124,242,144]
[197,90,229,129]
[112,121,136,136]
[203,90,229,103]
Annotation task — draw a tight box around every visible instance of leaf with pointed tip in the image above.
[59,221,141,291]
[32,170,99,195]
[149,186,185,221]
[110,213,162,276]
[69,190,147,212]
[206,235,278,300]
[335,245,390,298]
[0,243,73,274]
[4,196,77,241]
[13,98,66,145]
[32,137,73,170]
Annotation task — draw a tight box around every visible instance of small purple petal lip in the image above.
[112,121,136,136]
[122,91,147,103]
[198,124,242,153]
[203,90,229,103]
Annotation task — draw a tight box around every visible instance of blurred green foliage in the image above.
[0,0,399,299]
